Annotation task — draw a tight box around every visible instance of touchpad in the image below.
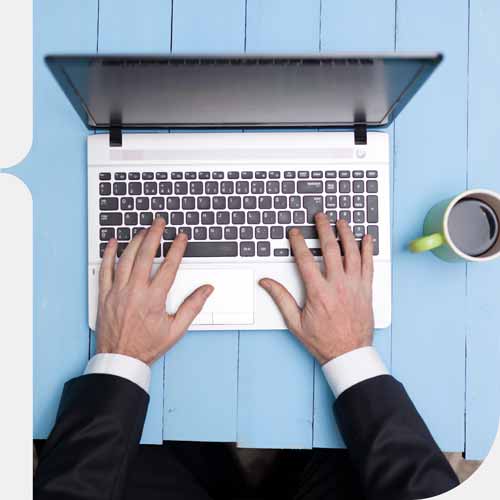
[165,268,254,325]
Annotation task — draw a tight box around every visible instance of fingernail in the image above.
[290,228,299,237]
[259,279,270,289]
[179,232,188,241]
[203,285,214,297]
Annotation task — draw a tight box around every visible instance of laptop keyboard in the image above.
[98,169,379,259]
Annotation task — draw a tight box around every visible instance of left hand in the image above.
[96,217,214,365]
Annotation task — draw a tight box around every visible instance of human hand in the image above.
[96,217,214,365]
[259,214,374,365]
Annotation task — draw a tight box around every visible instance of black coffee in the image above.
[448,198,499,256]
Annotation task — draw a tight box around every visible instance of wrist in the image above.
[318,339,373,366]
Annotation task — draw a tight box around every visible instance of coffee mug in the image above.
[409,189,500,262]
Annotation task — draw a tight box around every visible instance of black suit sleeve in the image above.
[34,374,149,500]
[334,375,459,500]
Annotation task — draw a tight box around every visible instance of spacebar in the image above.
[163,242,238,257]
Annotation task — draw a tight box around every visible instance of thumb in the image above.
[171,285,214,337]
[259,278,301,333]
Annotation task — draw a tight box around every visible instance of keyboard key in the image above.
[289,196,301,209]
[339,195,351,209]
[278,211,291,224]
[217,212,230,224]
[326,211,337,223]
[213,197,226,210]
[178,227,192,239]
[252,181,265,194]
[212,172,224,179]
[100,197,118,211]
[136,212,151,225]
[120,197,134,211]
[194,227,207,240]
[353,180,364,193]
[99,243,107,257]
[271,226,284,239]
[100,228,115,241]
[243,196,257,210]
[257,241,271,256]
[113,182,126,195]
[353,195,364,208]
[353,171,364,178]
[274,196,287,209]
[125,212,139,226]
[312,171,323,178]
[298,171,308,178]
[236,181,249,194]
[240,226,253,240]
[209,227,222,240]
[255,226,269,239]
[99,182,111,195]
[227,196,241,210]
[367,195,378,223]
[240,241,255,257]
[367,225,379,255]
[182,197,195,210]
[197,197,210,210]
[166,197,180,210]
[284,171,296,179]
[185,172,196,180]
[100,213,122,226]
[247,211,261,224]
[326,195,337,208]
[127,182,141,195]
[232,211,245,224]
[339,180,350,193]
[99,172,111,180]
[263,211,276,224]
[144,182,157,195]
[170,212,184,225]
[142,172,154,180]
[190,182,203,195]
[366,170,378,178]
[274,248,290,257]
[199,172,210,180]
[117,227,130,241]
[286,225,318,239]
[171,172,182,180]
[156,172,168,180]
[353,225,365,238]
[205,182,218,195]
[186,212,200,225]
[259,196,272,209]
[133,227,145,237]
[135,196,149,210]
[174,182,188,195]
[266,181,279,194]
[224,226,238,240]
[269,171,280,179]
[325,181,337,193]
[227,171,239,179]
[339,210,351,223]
[303,196,324,223]
[117,243,128,257]
[366,180,378,193]
[159,182,172,195]
[152,197,165,210]
[293,211,305,224]
[339,170,350,178]
[114,172,126,180]
[241,171,253,179]
[282,181,295,194]
[325,171,337,178]
[298,180,323,193]
[163,227,176,240]
[155,212,168,224]
[163,241,238,257]
[353,211,365,223]
[221,181,234,194]
[255,171,266,179]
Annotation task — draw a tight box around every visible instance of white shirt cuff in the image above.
[322,346,389,398]
[84,353,151,394]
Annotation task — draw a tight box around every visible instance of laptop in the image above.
[46,53,442,331]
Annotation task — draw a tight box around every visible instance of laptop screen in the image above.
[45,54,442,129]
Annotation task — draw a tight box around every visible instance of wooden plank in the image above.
[163,0,245,443]
[10,0,98,438]
[236,1,320,450]
[96,0,173,445]
[465,0,500,460]
[392,0,468,451]
[312,0,395,448]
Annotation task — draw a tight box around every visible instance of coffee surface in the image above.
[447,198,499,256]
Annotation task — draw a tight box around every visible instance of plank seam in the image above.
[243,0,248,52]
[170,0,174,52]
[96,0,100,53]
[318,0,323,52]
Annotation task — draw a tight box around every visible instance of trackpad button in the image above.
[166,268,254,326]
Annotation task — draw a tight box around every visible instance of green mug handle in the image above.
[409,233,445,253]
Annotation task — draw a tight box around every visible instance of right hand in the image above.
[259,214,375,365]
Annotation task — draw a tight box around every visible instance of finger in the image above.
[337,219,361,274]
[99,239,117,298]
[361,233,374,285]
[314,212,342,279]
[129,217,166,284]
[259,278,301,333]
[171,284,214,337]
[151,232,188,295]
[288,228,323,290]
[114,229,147,288]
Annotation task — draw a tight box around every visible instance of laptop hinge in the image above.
[109,126,122,148]
[354,124,367,146]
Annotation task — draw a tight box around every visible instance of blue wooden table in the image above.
[10,0,499,459]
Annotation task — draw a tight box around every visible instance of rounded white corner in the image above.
[0,172,33,203]
[0,132,33,169]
